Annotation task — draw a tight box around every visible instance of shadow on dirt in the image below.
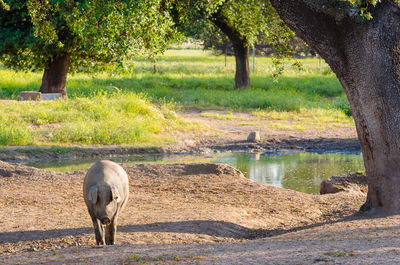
[249,211,395,239]
[0,227,92,244]
[1,212,389,244]
[0,221,253,243]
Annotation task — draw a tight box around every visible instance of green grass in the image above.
[0,69,42,98]
[0,49,354,146]
[0,50,348,113]
[0,92,188,146]
[252,108,354,131]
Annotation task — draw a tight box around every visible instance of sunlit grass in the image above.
[0,50,355,146]
[253,108,354,131]
[0,69,42,98]
[200,112,239,120]
[0,92,190,146]
[0,50,347,112]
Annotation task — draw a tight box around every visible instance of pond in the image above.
[28,151,364,194]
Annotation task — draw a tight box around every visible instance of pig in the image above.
[83,160,129,245]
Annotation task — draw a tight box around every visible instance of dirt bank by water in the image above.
[0,160,381,264]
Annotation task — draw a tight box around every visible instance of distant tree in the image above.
[0,0,177,97]
[173,0,294,88]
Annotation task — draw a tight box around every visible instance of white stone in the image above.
[42,93,62,100]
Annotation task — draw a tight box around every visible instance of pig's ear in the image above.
[111,186,121,203]
[88,185,98,204]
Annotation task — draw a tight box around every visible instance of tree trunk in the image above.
[212,12,250,89]
[270,0,400,213]
[39,53,70,98]
[232,41,250,89]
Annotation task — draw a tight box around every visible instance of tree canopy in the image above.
[0,0,177,95]
[175,0,295,56]
[172,0,295,88]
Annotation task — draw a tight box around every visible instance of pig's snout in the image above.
[101,217,111,225]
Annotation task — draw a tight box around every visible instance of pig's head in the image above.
[87,184,121,225]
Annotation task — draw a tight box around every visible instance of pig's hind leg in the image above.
[105,214,118,245]
[90,212,105,245]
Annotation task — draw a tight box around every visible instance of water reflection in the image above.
[216,152,364,193]
[27,151,364,194]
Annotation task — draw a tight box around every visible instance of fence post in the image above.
[252,46,255,73]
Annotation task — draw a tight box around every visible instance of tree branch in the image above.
[269,0,362,71]
[211,9,247,47]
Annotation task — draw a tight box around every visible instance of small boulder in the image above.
[320,180,341,194]
[42,93,62,100]
[247,131,260,142]
[19,91,42,101]
[320,173,367,194]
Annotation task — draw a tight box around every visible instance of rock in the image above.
[19,91,42,101]
[320,173,367,194]
[42,93,62,100]
[320,180,341,194]
[19,92,62,101]
[247,131,260,142]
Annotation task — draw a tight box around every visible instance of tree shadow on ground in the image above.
[0,212,390,244]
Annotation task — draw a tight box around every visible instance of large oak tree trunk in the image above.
[270,0,400,213]
[212,11,251,89]
[39,53,70,98]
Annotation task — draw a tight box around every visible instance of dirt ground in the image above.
[0,159,373,264]
[3,110,399,264]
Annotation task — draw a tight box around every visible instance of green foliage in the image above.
[345,0,381,19]
[177,0,294,49]
[173,0,300,79]
[225,0,294,50]
[0,0,9,10]
[0,0,178,72]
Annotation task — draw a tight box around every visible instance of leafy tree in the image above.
[0,0,176,97]
[173,0,294,89]
[271,0,400,213]
[0,0,9,10]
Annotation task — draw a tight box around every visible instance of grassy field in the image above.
[0,50,353,147]
[0,93,191,146]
